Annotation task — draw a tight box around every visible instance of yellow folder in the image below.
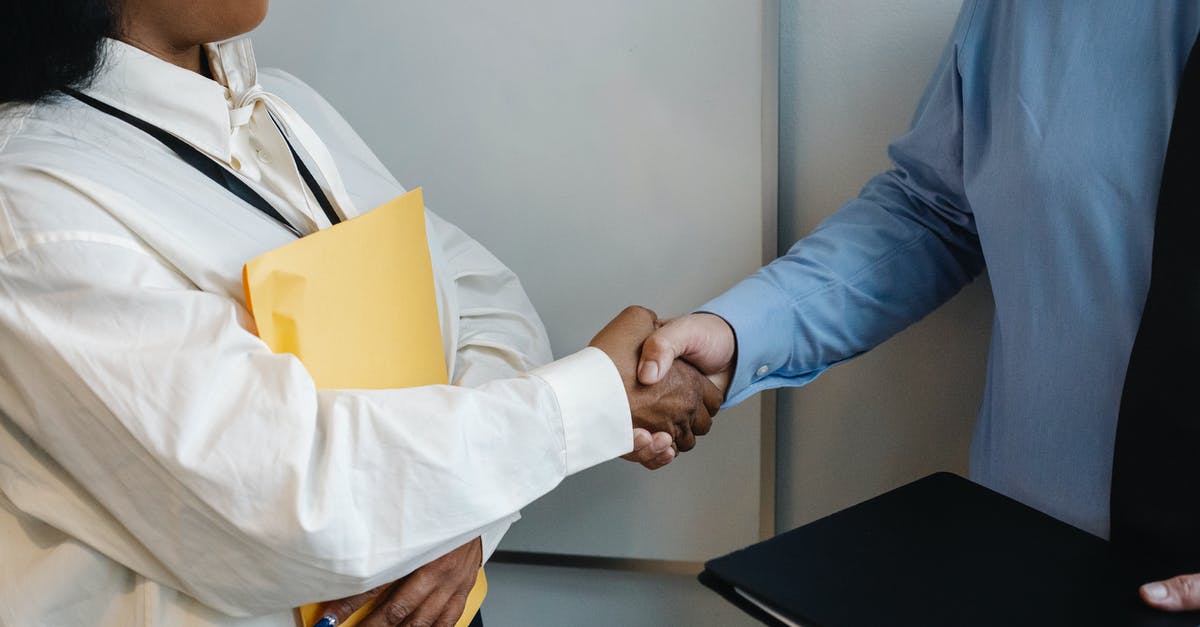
[242,188,486,627]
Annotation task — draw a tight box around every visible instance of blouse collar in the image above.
[81,37,262,163]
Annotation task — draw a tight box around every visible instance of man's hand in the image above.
[311,537,482,627]
[1140,573,1200,612]
[589,306,723,452]
[637,313,737,397]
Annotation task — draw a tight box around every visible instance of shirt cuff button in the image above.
[755,364,770,377]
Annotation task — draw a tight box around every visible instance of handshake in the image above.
[588,306,738,470]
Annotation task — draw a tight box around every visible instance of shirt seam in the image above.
[954,0,984,81]
[0,229,157,262]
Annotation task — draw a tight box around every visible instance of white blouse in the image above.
[0,38,632,627]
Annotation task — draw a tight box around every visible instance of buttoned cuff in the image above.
[699,275,794,407]
[530,347,633,475]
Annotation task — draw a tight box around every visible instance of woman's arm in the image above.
[0,199,630,616]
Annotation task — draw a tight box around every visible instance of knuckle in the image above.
[621,305,649,319]
[331,599,357,618]
[383,600,411,624]
[1173,575,1198,601]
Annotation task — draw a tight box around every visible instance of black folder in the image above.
[699,472,1200,627]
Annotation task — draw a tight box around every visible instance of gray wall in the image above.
[251,0,775,564]
[775,0,992,531]
[253,1,990,623]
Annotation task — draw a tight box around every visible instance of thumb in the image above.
[1141,574,1200,611]
[637,318,690,385]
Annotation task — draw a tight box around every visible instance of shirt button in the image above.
[256,148,271,163]
[230,156,242,170]
[755,365,770,377]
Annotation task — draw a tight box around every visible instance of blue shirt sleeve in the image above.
[703,1,986,406]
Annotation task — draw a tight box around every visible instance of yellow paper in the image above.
[242,188,485,627]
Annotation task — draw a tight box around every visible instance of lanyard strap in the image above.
[64,88,341,238]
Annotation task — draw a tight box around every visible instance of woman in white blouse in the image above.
[0,1,721,626]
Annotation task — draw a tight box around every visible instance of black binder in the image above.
[699,472,1200,627]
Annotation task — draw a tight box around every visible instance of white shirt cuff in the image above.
[530,347,633,475]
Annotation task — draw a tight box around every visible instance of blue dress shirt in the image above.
[703,1,1200,538]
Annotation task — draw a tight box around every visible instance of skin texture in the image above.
[637,313,736,395]
[1140,576,1200,612]
[312,538,482,627]
[588,306,723,453]
[117,0,269,74]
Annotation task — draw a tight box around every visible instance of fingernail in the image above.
[1142,582,1169,601]
[638,361,659,383]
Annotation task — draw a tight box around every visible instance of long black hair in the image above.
[2,0,119,104]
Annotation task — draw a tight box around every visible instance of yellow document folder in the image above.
[242,188,486,627]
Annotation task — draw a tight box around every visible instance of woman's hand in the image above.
[621,427,676,469]
[313,537,483,627]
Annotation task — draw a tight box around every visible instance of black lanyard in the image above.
[65,88,341,238]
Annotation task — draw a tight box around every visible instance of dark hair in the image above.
[2,0,119,104]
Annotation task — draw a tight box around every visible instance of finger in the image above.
[360,577,435,627]
[707,369,732,398]
[650,446,676,469]
[700,376,724,418]
[311,583,392,627]
[693,407,714,437]
[675,422,697,452]
[620,428,652,457]
[1141,574,1200,611]
[649,431,673,452]
[400,589,451,627]
[431,591,472,627]
[637,321,687,385]
[611,305,658,336]
[639,432,673,464]
[638,313,737,385]
[638,443,676,470]
[622,429,669,464]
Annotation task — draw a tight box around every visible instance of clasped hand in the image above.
[589,306,732,469]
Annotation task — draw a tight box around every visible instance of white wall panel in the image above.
[252,1,776,562]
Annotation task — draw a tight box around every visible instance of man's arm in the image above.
[641,2,984,407]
